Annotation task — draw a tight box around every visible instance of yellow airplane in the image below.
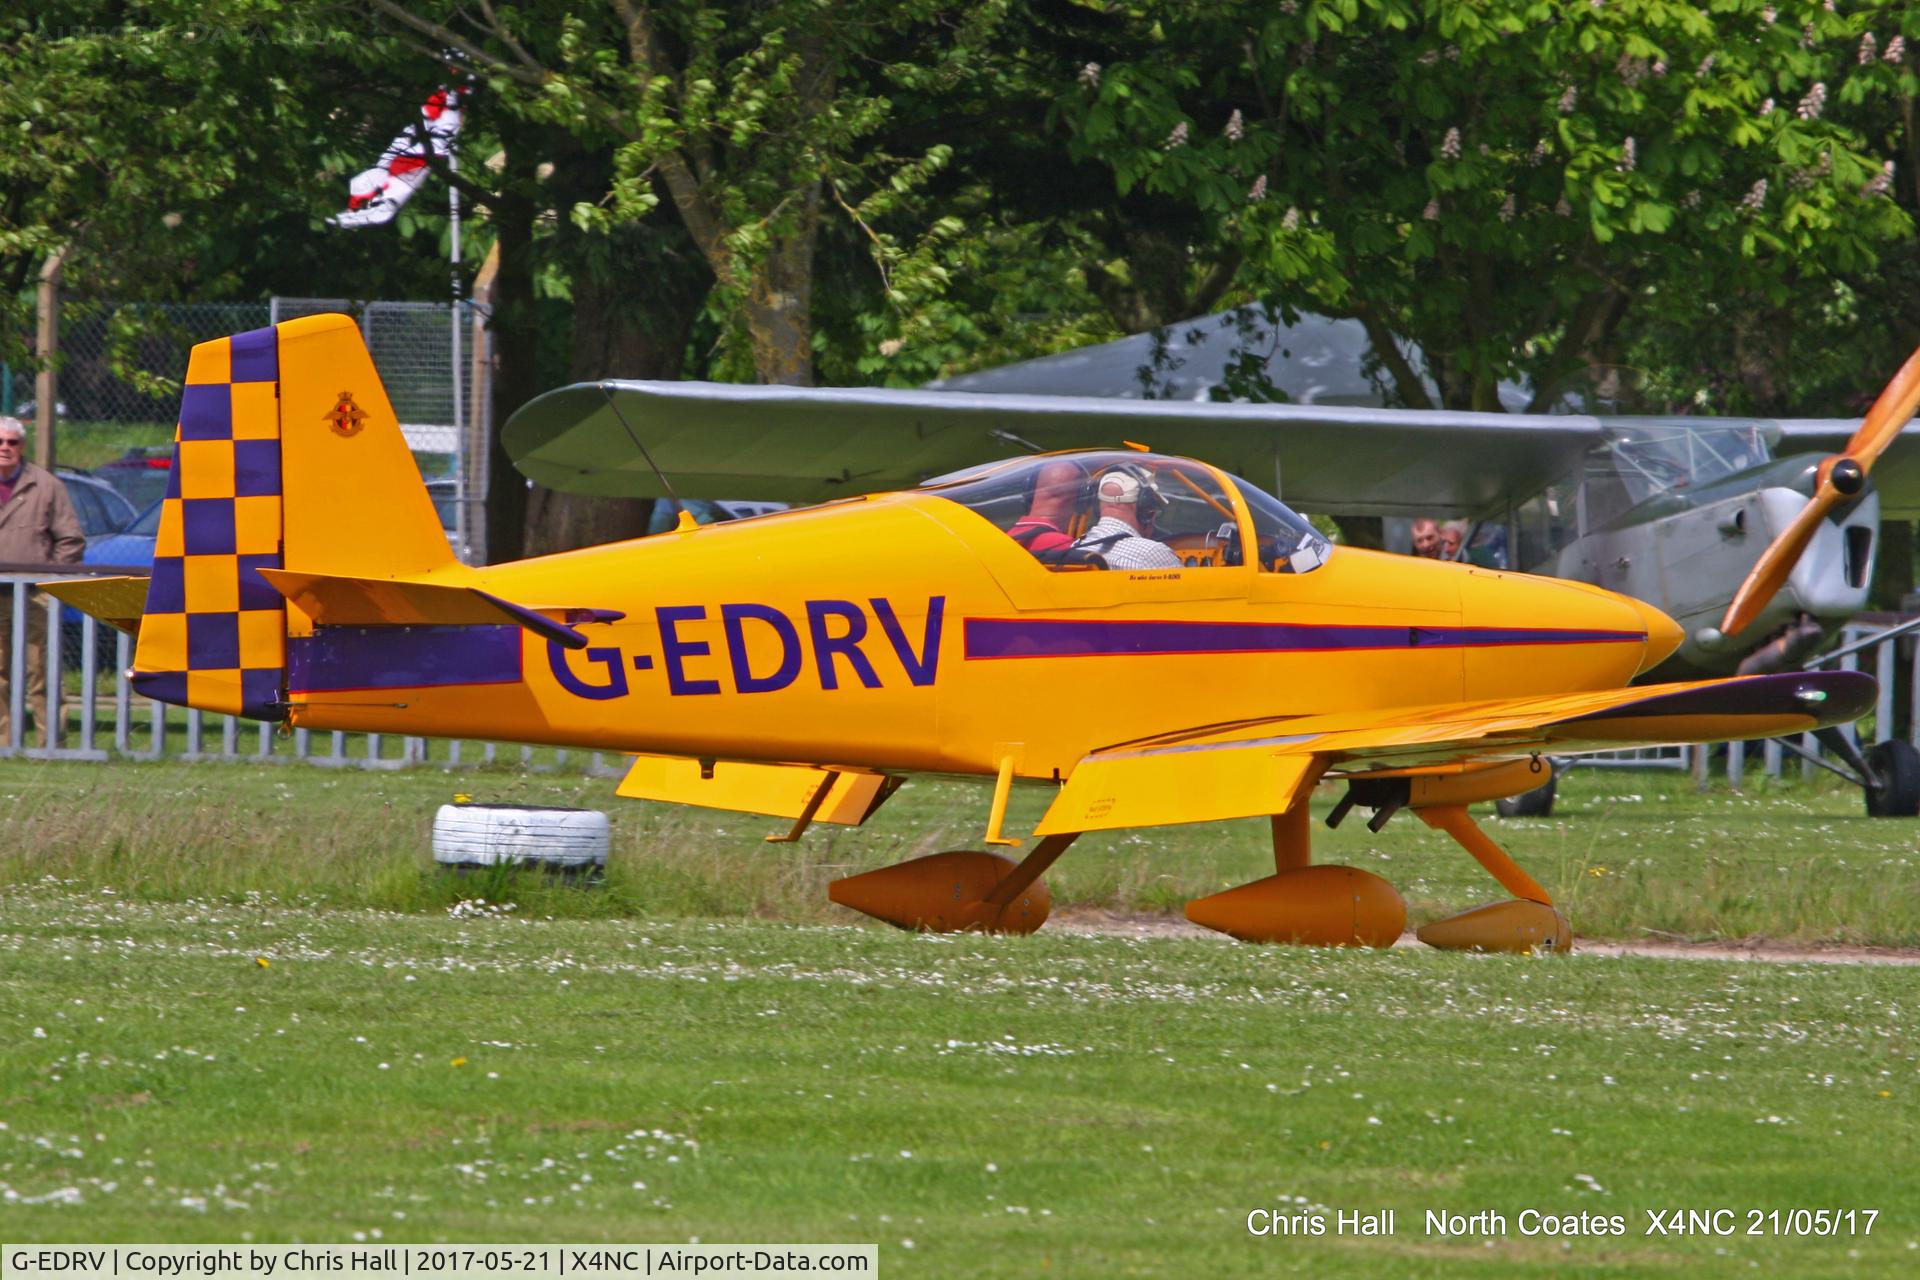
[50,316,1877,953]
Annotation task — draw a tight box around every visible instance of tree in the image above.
[1051,0,1912,411]
[364,0,1005,387]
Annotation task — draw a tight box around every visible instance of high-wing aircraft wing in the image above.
[1776,420,1920,518]
[1036,669,1872,834]
[505,382,1612,518]
[506,382,1920,519]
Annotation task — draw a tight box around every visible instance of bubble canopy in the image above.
[917,451,1331,573]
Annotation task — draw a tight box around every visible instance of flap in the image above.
[617,755,899,826]
[1036,748,1317,835]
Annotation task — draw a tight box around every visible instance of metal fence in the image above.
[3,298,488,563]
[5,570,610,774]
[271,298,489,562]
[2,302,272,424]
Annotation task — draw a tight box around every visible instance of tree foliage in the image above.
[1053,0,1913,410]
[366,0,1010,385]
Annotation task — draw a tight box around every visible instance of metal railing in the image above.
[2,569,610,774]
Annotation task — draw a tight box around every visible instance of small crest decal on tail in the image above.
[325,392,368,437]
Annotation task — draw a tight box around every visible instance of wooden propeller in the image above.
[1720,347,1920,637]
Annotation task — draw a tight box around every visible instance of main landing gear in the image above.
[825,768,1571,953]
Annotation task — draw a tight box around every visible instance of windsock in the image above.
[329,89,461,229]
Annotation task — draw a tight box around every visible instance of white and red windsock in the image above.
[329,89,462,229]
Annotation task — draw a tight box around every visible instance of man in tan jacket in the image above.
[0,416,85,746]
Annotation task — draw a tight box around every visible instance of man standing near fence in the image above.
[0,416,84,747]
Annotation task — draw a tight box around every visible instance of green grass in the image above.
[0,758,1916,945]
[0,894,1914,1274]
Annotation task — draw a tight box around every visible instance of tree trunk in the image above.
[523,265,702,555]
[740,187,821,386]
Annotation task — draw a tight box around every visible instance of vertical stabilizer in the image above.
[130,315,457,720]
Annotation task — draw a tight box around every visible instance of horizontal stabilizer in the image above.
[259,568,621,651]
[618,755,900,826]
[39,576,151,635]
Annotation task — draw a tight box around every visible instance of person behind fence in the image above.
[0,416,85,746]
[1073,463,1182,569]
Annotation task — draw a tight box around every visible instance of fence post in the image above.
[79,614,96,750]
[113,630,130,755]
[35,248,65,471]
[1912,631,1920,747]
[8,584,25,750]
[1873,636,1894,748]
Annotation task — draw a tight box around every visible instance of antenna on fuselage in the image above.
[600,382,696,531]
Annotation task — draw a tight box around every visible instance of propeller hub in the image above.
[1831,457,1866,496]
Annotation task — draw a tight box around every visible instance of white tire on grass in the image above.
[433,804,610,869]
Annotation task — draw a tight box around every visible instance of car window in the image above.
[68,484,106,535]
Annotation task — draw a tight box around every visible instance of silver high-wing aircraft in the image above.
[504,349,1920,814]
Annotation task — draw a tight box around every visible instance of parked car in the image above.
[55,469,137,540]
[644,498,788,534]
[91,446,175,513]
[84,497,159,571]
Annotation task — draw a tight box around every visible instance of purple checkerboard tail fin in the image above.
[127,315,458,720]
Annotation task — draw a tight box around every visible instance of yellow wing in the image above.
[1037,670,1872,834]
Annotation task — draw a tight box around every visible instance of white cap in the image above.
[1096,467,1155,505]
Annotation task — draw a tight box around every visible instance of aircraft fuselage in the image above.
[288,495,1677,778]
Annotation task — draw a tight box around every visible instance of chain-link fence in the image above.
[3,297,490,562]
[271,298,485,561]
[2,302,271,425]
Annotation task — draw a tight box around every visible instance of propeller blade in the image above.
[1717,346,1920,638]
[1844,345,1920,469]
[1720,480,1842,637]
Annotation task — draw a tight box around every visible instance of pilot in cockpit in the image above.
[1073,464,1182,569]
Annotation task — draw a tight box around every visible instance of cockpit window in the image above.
[921,452,1253,570]
[1595,422,1775,509]
[1224,474,1332,574]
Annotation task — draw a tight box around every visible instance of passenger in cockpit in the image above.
[1008,459,1083,554]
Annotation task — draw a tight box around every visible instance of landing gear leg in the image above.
[1813,727,1920,818]
[1270,806,1311,873]
[1414,804,1572,953]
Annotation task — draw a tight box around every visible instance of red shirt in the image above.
[1009,517,1073,553]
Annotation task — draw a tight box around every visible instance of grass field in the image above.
[3,758,1918,1273]
[1,891,1915,1275]
[0,757,1917,945]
